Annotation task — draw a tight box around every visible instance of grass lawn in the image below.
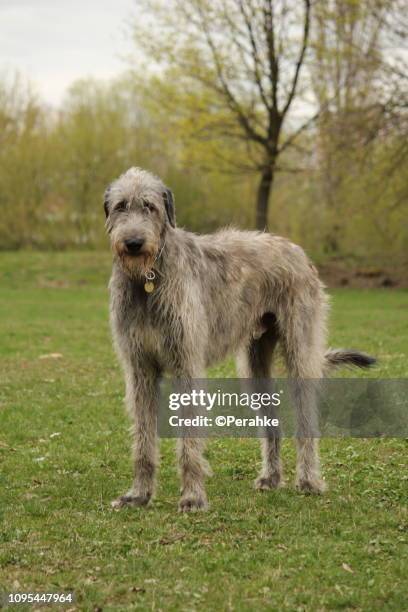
[0,252,407,611]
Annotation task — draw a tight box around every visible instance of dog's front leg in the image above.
[112,360,159,509]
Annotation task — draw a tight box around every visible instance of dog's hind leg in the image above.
[177,434,211,512]
[237,313,282,490]
[279,290,328,494]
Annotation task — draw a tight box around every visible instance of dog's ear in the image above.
[163,188,176,228]
[103,186,111,218]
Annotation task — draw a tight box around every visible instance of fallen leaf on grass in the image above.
[23,492,38,500]
[342,562,354,573]
[0,441,16,451]
[38,278,71,288]
[39,353,63,360]
[157,534,186,545]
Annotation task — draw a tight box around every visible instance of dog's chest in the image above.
[110,278,185,368]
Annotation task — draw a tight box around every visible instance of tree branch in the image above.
[281,0,311,118]
[194,2,268,147]
[278,107,321,154]
[237,0,271,113]
[263,0,279,112]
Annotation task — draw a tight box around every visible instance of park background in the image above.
[0,0,407,285]
[0,1,407,610]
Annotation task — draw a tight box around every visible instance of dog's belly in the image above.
[204,315,254,366]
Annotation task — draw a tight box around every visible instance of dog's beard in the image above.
[113,244,157,279]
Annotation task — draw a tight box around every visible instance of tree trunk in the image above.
[255,161,275,230]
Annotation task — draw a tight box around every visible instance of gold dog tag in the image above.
[144,270,156,293]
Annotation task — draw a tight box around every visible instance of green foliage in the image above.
[0,74,256,248]
[0,252,407,609]
[0,0,407,267]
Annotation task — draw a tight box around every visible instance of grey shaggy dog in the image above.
[105,167,375,512]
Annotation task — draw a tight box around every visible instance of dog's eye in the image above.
[142,200,155,213]
[115,200,127,212]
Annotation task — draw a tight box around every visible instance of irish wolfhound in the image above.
[105,167,375,512]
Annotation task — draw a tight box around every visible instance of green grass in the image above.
[0,252,407,611]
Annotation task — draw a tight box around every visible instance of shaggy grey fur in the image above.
[105,167,375,512]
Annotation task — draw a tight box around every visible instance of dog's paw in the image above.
[296,477,327,495]
[178,492,208,513]
[255,474,282,491]
[111,493,151,510]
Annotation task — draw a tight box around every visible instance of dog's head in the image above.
[104,167,175,277]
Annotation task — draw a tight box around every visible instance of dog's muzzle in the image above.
[124,238,145,256]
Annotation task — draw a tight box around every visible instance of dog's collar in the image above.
[144,238,166,293]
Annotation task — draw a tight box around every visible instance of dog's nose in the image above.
[124,238,144,255]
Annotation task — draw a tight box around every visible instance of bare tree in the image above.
[133,0,312,229]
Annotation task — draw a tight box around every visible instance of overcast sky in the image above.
[0,0,136,106]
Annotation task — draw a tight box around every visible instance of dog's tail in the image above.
[324,349,376,371]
